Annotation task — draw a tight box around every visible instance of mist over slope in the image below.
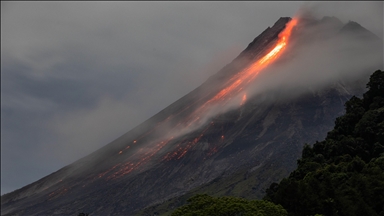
[1,13,383,216]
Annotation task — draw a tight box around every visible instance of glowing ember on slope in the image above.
[240,94,247,106]
[176,132,206,160]
[106,136,175,180]
[97,163,121,179]
[206,146,219,157]
[48,187,70,200]
[162,126,211,161]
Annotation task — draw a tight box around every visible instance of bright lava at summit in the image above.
[182,18,298,127]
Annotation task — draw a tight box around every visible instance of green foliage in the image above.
[171,194,287,216]
[265,70,384,216]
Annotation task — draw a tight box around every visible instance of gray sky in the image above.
[1,1,383,195]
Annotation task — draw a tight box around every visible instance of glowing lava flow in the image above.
[175,18,298,130]
[159,18,298,159]
[213,19,297,101]
[94,18,298,181]
[121,19,297,154]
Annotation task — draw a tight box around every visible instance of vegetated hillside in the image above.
[264,69,384,216]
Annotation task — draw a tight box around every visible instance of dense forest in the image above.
[170,70,384,216]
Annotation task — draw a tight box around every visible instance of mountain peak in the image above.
[274,17,292,25]
[340,20,380,40]
[235,17,291,62]
[320,16,343,25]
[341,20,368,33]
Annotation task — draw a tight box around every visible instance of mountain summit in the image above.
[1,16,381,215]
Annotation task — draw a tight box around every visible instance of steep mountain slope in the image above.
[1,16,381,216]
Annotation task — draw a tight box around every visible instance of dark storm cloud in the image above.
[1,1,381,195]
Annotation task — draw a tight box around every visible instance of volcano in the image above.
[1,16,382,215]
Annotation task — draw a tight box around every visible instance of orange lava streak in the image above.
[208,18,297,103]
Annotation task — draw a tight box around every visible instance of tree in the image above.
[171,194,287,216]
